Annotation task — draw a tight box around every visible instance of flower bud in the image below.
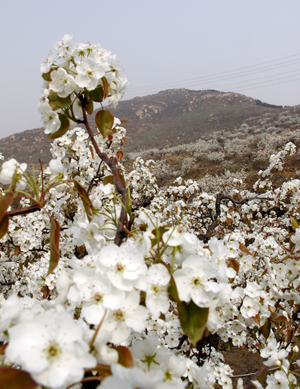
[274,360,281,367]
[293,346,299,353]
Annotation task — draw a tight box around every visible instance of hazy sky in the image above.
[0,0,299,139]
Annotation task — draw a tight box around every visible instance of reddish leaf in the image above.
[93,364,111,380]
[0,192,13,222]
[95,110,114,139]
[0,368,38,389]
[119,173,126,188]
[0,343,8,355]
[116,346,134,367]
[41,285,50,299]
[226,258,239,275]
[101,77,109,100]
[116,150,124,162]
[47,218,60,276]
[284,329,295,344]
[0,213,9,239]
[72,180,94,220]
[239,243,253,256]
[272,315,288,324]
[103,175,114,186]
[261,318,271,339]
[252,314,260,326]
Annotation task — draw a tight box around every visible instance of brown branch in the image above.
[197,193,268,242]
[81,103,129,246]
[7,204,41,217]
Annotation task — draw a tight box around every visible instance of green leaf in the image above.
[95,110,114,138]
[47,218,60,276]
[291,216,299,231]
[177,300,209,346]
[225,338,233,351]
[42,71,52,82]
[48,91,72,110]
[0,367,38,389]
[42,66,58,82]
[168,275,180,303]
[89,86,104,103]
[86,99,94,115]
[150,226,168,248]
[72,180,94,221]
[48,114,70,140]
[167,274,209,345]
[0,213,9,239]
[102,76,109,100]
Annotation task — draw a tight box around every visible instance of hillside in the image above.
[108,89,284,151]
[0,89,285,165]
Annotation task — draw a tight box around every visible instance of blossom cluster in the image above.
[1,35,300,389]
[39,34,128,135]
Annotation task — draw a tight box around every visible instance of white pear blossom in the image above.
[96,243,147,291]
[5,311,96,388]
[49,67,77,98]
[0,158,27,189]
[174,255,221,307]
[136,263,170,319]
[75,57,106,90]
[38,101,61,134]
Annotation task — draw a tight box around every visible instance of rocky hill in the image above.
[108,89,284,151]
[0,89,286,165]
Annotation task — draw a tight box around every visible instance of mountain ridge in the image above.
[0,89,289,165]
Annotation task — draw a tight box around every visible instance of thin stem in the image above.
[89,309,107,349]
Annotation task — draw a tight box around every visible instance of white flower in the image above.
[260,335,289,366]
[38,101,61,134]
[48,158,65,179]
[40,50,55,73]
[75,57,106,90]
[53,34,73,57]
[173,255,219,307]
[240,296,260,319]
[0,158,27,189]
[136,263,170,319]
[96,243,147,291]
[0,294,22,332]
[100,363,166,389]
[102,290,148,344]
[49,67,77,98]
[5,311,96,388]
[266,370,289,389]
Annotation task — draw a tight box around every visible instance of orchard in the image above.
[0,34,300,389]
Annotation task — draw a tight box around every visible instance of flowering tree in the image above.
[1,34,300,389]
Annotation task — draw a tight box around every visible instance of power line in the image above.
[126,53,300,93]
[188,70,300,90]
[232,77,300,94]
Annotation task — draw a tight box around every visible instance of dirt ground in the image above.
[223,348,265,388]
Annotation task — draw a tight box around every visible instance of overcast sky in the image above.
[0,0,299,139]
